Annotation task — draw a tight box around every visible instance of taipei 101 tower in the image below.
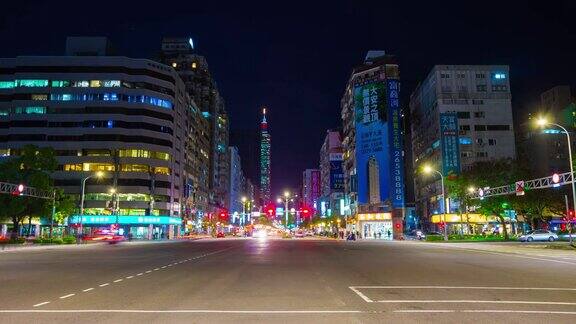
[259,108,271,204]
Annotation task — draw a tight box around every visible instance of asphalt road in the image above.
[1,238,576,323]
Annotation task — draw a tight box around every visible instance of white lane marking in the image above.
[0,310,364,314]
[154,268,160,271]
[395,310,455,313]
[161,266,167,269]
[167,264,173,267]
[423,244,576,266]
[463,310,576,315]
[353,286,576,291]
[145,270,152,273]
[59,294,75,299]
[113,279,123,283]
[99,283,110,287]
[348,287,373,303]
[82,288,94,292]
[136,273,143,276]
[32,302,50,308]
[126,276,134,279]
[377,300,576,306]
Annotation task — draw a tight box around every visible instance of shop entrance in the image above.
[362,221,393,240]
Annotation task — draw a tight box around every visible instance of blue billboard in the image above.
[439,112,460,175]
[330,158,344,191]
[354,79,404,207]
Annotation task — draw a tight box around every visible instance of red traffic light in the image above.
[11,184,24,196]
[395,223,401,229]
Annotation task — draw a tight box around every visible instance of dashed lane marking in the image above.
[126,276,134,279]
[32,302,50,308]
[99,283,109,287]
[59,294,75,299]
[82,288,94,292]
[113,279,123,283]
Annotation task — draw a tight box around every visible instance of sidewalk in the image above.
[0,236,208,253]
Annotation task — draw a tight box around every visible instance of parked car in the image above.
[294,230,304,238]
[518,230,559,242]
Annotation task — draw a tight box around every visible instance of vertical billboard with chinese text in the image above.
[354,78,404,208]
[439,112,460,176]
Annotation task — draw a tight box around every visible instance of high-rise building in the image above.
[259,108,271,204]
[0,37,199,239]
[340,51,406,239]
[228,146,244,223]
[522,86,575,177]
[302,169,321,212]
[159,37,229,212]
[410,65,516,231]
[230,128,259,185]
[319,130,344,217]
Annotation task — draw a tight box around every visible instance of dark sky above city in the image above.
[1,0,576,195]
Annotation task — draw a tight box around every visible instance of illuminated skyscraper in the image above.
[259,108,271,204]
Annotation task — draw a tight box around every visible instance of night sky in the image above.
[1,1,576,196]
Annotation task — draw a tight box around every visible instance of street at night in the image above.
[2,238,576,323]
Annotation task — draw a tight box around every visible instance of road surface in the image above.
[1,238,576,323]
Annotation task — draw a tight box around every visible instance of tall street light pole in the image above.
[79,171,104,239]
[241,196,247,226]
[423,165,448,241]
[537,118,575,245]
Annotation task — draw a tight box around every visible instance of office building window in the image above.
[459,125,471,131]
[15,79,49,87]
[461,151,473,158]
[488,139,497,146]
[474,125,487,131]
[64,164,83,171]
[457,111,471,119]
[492,72,507,80]
[31,94,48,100]
[476,138,484,145]
[440,73,450,79]
[486,125,510,131]
[476,85,487,92]
[0,81,15,88]
[492,85,508,92]
[90,80,102,87]
[476,151,488,157]
[154,166,171,175]
[72,80,90,87]
[459,137,472,145]
[474,111,485,118]
[475,73,486,79]
[82,163,115,172]
[121,164,149,172]
[14,106,46,114]
[51,80,70,87]
[472,99,484,105]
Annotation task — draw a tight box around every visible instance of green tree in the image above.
[0,145,57,239]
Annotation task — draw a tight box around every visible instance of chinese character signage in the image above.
[439,112,460,175]
[311,170,321,202]
[354,79,404,207]
[387,79,405,208]
[330,160,344,191]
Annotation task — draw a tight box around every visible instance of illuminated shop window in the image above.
[51,80,70,87]
[0,149,10,157]
[16,80,49,87]
[31,94,48,100]
[0,81,15,88]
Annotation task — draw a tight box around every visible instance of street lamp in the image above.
[537,117,576,245]
[109,187,119,227]
[79,171,104,238]
[423,165,448,241]
[279,191,290,228]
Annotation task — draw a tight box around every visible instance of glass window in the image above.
[121,164,149,172]
[0,149,10,156]
[15,106,46,114]
[72,80,90,87]
[0,81,15,89]
[51,80,70,87]
[16,79,49,87]
[64,164,83,171]
[154,167,170,175]
[153,152,170,160]
[459,137,472,145]
[104,80,121,87]
[90,80,102,87]
[31,94,48,100]
[82,163,115,171]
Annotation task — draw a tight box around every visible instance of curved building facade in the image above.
[0,52,201,238]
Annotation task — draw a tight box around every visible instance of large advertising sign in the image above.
[329,153,344,191]
[354,79,404,207]
[439,112,460,176]
[311,170,321,203]
[387,79,405,208]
